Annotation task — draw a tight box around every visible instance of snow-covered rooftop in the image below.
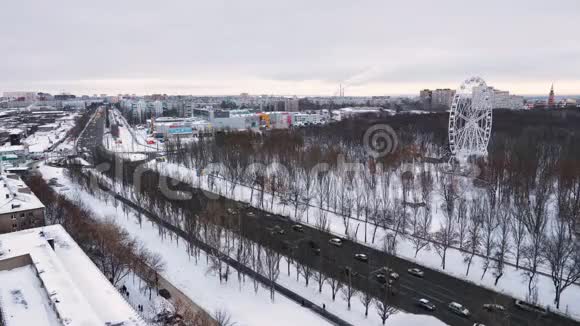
[0,225,144,326]
[0,145,26,153]
[0,174,45,215]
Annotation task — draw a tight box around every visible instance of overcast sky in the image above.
[1,0,579,96]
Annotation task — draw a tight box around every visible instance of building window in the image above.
[12,223,18,229]
[11,215,16,220]
[20,213,25,218]
[28,212,33,216]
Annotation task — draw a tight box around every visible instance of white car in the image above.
[408,268,424,277]
[354,253,368,262]
[417,298,436,311]
[448,302,470,317]
[328,238,343,246]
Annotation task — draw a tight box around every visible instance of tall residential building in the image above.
[432,89,456,109]
[548,84,556,108]
[419,89,432,110]
[152,100,164,117]
[284,98,299,112]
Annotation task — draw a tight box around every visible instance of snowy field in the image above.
[145,160,580,320]
[23,118,77,153]
[40,163,447,326]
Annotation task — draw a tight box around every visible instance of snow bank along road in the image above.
[83,107,579,326]
[87,172,354,326]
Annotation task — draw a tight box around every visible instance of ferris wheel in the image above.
[448,77,493,159]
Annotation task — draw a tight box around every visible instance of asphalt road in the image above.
[81,107,578,326]
[230,203,574,326]
[75,106,105,164]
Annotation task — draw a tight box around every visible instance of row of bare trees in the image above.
[153,109,580,310]
[24,176,206,323]
[74,153,403,325]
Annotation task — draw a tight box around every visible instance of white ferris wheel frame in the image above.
[448,77,493,158]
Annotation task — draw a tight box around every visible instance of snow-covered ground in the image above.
[104,109,161,153]
[145,160,580,320]
[40,163,447,326]
[119,272,173,322]
[23,118,77,153]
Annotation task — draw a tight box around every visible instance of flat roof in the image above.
[0,145,25,152]
[0,225,144,326]
[0,174,45,215]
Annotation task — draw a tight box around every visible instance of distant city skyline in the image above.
[0,0,579,96]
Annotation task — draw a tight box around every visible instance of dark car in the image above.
[514,300,547,316]
[483,303,505,313]
[270,225,285,235]
[308,241,321,255]
[292,224,304,232]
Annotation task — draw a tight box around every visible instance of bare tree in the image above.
[432,213,457,270]
[456,198,469,249]
[389,200,407,249]
[262,247,281,301]
[341,268,358,310]
[511,206,528,270]
[480,197,499,280]
[325,277,343,301]
[214,309,236,326]
[313,258,328,293]
[492,209,510,285]
[409,207,431,257]
[544,218,580,309]
[299,264,313,287]
[463,199,483,276]
[358,278,374,317]
[374,286,397,325]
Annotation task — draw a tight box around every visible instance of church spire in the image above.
[548,83,555,108]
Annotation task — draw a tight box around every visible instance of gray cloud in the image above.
[1,0,579,95]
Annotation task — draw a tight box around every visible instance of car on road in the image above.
[270,225,285,235]
[328,238,343,246]
[381,267,399,280]
[417,298,436,311]
[408,268,424,277]
[354,253,368,262]
[514,299,548,315]
[375,271,395,282]
[375,273,387,284]
[308,241,321,255]
[448,302,470,317]
[292,224,304,232]
[473,324,486,326]
[482,303,505,313]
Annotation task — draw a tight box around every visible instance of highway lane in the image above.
[81,107,578,326]
[237,205,573,326]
